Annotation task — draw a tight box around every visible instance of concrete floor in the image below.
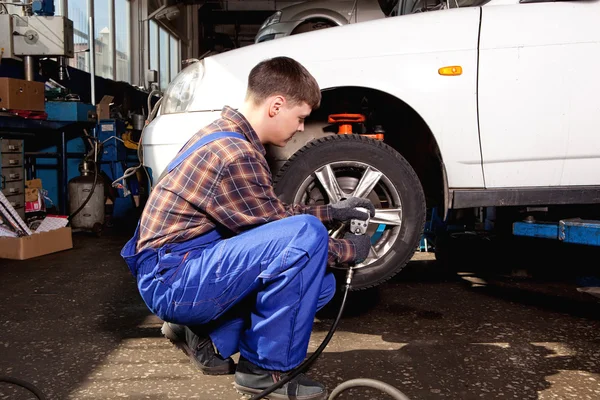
[1,230,600,400]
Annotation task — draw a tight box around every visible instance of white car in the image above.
[143,0,600,289]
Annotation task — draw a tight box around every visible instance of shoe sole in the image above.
[234,383,328,400]
[161,322,234,375]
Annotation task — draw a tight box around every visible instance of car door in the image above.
[477,0,600,188]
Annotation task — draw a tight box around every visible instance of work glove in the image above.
[343,232,372,263]
[330,197,376,222]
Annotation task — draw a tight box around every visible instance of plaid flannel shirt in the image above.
[137,106,356,264]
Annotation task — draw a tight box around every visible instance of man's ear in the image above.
[268,95,285,118]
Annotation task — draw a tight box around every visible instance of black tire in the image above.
[273,135,426,290]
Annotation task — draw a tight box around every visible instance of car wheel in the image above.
[273,135,426,290]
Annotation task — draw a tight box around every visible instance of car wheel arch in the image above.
[268,85,448,214]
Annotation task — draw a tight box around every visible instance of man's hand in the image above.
[330,197,376,222]
[343,232,372,263]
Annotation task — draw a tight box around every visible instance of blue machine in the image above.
[45,101,95,122]
[513,219,600,247]
[96,119,139,220]
[98,120,126,162]
[32,0,55,16]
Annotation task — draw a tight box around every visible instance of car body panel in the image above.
[478,0,600,187]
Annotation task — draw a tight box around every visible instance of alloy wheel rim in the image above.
[292,161,403,270]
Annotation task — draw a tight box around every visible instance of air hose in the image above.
[329,378,412,400]
[250,268,412,400]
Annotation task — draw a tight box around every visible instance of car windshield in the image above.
[383,0,491,15]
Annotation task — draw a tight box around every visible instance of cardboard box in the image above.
[96,95,114,120]
[25,188,39,202]
[0,78,45,112]
[0,227,73,260]
[24,179,46,213]
[26,179,43,189]
[25,189,45,213]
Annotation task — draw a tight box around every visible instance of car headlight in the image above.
[260,11,282,30]
[161,61,204,114]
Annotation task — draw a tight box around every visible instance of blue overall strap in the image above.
[166,131,245,174]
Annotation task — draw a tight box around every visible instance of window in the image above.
[170,36,180,81]
[54,0,63,16]
[51,1,176,86]
[150,23,180,90]
[115,0,131,82]
[94,0,113,79]
[159,27,170,90]
[68,0,90,72]
[149,20,159,79]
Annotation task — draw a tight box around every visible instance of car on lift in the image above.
[142,0,600,291]
[254,0,388,43]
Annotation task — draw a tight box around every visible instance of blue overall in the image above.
[120,131,336,371]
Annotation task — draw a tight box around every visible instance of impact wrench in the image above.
[249,208,412,400]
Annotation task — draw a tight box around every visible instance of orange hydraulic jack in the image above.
[327,113,384,140]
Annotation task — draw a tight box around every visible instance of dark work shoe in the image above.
[161,322,235,375]
[234,356,328,400]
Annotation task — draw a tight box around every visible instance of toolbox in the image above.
[0,138,25,220]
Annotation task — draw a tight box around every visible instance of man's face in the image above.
[268,101,312,147]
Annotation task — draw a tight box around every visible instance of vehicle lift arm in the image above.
[513,218,600,247]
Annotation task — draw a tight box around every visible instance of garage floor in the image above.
[1,231,599,400]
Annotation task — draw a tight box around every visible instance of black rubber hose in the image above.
[0,376,47,400]
[249,271,352,400]
[328,378,412,400]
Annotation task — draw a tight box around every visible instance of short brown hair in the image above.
[246,56,321,109]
